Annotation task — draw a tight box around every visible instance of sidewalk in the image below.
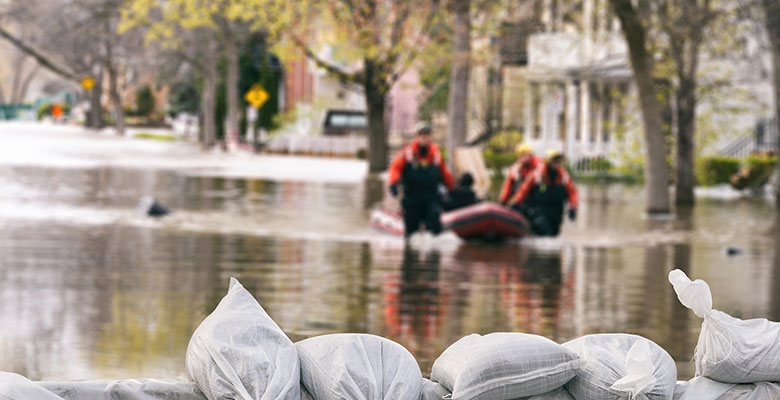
[0,121,370,184]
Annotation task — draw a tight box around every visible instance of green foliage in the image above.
[168,79,200,116]
[696,156,740,186]
[134,132,177,141]
[356,148,367,159]
[730,155,778,190]
[482,149,516,173]
[136,85,156,117]
[485,130,523,153]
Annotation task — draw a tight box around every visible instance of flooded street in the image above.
[0,122,778,382]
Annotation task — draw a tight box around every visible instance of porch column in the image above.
[579,80,590,149]
[566,80,579,159]
[524,81,534,142]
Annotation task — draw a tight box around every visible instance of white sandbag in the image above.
[675,376,780,400]
[430,332,582,400]
[421,378,451,400]
[301,385,315,400]
[0,372,65,400]
[37,379,206,400]
[523,387,575,399]
[296,333,423,400]
[186,277,300,400]
[669,269,780,383]
[563,333,676,400]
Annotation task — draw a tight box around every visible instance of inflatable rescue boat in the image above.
[370,202,531,240]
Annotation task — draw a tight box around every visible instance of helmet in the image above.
[546,149,564,162]
[415,123,432,135]
[515,143,533,156]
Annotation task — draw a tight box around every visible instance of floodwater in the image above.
[0,122,778,382]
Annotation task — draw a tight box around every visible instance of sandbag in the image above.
[523,387,575,399]
[421,378,451,400]
[296,333,422,400]
[430,332,582,400]
[185,277,300,400]
[675,376,780,400]
[669,269,780,383]
[563,333,676,400]
[0,372,65,400]
[37,379,206,400]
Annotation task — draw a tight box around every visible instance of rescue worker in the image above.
[443,172,480,211]
[499,143,541,205]
[388,125,455,238]
[509,149,578,237]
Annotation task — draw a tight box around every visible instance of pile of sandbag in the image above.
[425,331,676,400]
[186,277,423,400]
[8,271,780,400]
[668,269,780,400]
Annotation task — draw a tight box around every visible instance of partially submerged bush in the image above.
[696,156,740,187]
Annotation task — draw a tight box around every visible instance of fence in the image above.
[265,134,367,157]
[719,117,778,158]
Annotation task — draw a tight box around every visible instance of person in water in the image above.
[388,125,455,238]
[509,149,577,236]
[443,172,480,211]
[499,143,540,205]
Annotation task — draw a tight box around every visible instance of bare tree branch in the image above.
[289,33,362,84]
[0,24,77,81]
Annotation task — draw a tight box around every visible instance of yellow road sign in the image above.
[81,76,95,91]
[244,84,269,109]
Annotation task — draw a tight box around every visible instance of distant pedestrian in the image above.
[388,125,455,238]
[51,104,64,122]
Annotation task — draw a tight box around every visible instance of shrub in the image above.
[36,102,53,120]
[696,156,740,186]
[356,148,367,159]
[136,85,156,117]
[485,130,523,153]
[730,154,777,190]
[483,149,516,173]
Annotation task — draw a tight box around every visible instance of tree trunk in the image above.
[224,34,240,149]
[10,54,25,104]
[766,1,780,209]
[17,64,40,104]
[675,77,696,205]
[364,58,389,172]
[447,0,471,171]
[105,39,125,136]
[107,65,125,135]
[201,57,219,147]
[89,67,104,129]
[610,0,670,214]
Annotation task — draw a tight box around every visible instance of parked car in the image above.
[323,109,367,136]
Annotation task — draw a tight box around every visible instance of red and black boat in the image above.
[370,202,531,240]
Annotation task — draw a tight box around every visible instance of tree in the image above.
[447,0,470,167]
[763,0,780,208]
[121,0,274,148]
[609,0,671,214]
[656,0,719,206]
[277,0,443,172]
[1,0,144,134]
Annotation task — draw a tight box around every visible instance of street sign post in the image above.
[81,76,95,91]
[244,84,269,109]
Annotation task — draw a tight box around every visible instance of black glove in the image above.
[389,184,399,197]
[568,208,577,221]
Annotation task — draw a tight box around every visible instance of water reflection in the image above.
[1,160,779,382]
